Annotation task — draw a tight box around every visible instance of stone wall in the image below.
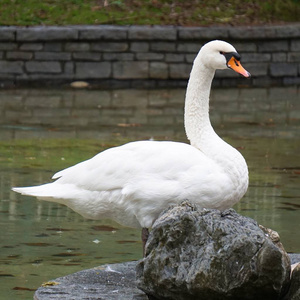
[0,24,299,88]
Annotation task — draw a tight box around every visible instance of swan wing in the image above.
[13,140,230,227]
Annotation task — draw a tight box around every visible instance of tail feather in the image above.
[12,183,75,202]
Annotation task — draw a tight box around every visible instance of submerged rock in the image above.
[136,202,291,300]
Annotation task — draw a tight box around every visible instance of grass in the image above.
[0,0,299,26]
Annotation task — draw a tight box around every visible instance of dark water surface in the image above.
[0,87,299,299]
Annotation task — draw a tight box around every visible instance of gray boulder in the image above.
[136,202,291,300]
[284,263,300,300]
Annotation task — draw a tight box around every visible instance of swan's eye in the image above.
[219,51,224,55]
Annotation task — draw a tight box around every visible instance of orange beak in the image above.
[227,57,251,78]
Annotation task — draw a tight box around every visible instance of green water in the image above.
[0,87,299,299]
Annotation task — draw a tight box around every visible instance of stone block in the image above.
[179,27,228,39]
[6,51,33,60]
[20,43,43,51]
[26,61,62,73]
[130,42,149,52]
[91,42,128,52]
[79,25,128,40]
[177,43,200,53]
[0,61,24,74]
[291,39,300,51]
[270,63,298,77]
[283,77,300,85]
[16,26,78,41]
[0,27,16,41]
[243,62,268,76]
[169,63,192,79]
[252,77,281,87]
[23,72,75,81]
[149,62,168,79]
[64,62,74,75]
[65,42,90,52]
[233,42,257,52]
[185,54,197,63]
[75,62,111,79]
[274,24,300,38]
[272,53,287,62]
[103,53,134,61]
[165,53,184,62]
[113,61,148,79]
[43,43,63,51]
[150,42,176,52]
[288,53,300,62]
[0,42,17,50]
[128,26,177,40]
[229,26,277,39]
[35,52,71,61]
[136,53,164,61]
[258,40,288,52]
[73,52,101,61]
[242,53,271,62]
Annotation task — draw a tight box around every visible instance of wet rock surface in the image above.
[34,261,147,300]
[136,203,291,300]
[284,263,300,300]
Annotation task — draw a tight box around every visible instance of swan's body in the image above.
[13,40,250,230]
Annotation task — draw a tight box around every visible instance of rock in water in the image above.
[284,263,300,300]
[136,203,291,300]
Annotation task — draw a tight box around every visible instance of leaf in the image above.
[24,243,51,247]
[13,287,36,291]
[41,281,60,287]
[91,225,118,231]
[116,240,138,244]
[52,252,86,257]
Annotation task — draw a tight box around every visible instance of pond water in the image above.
[0,87,299,299]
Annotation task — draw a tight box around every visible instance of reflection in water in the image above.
[0,87,299,299]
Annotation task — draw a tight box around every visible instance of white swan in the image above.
[12,40,250,248]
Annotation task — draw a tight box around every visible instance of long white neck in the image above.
[184,56,249,201]
[184,58,217,149]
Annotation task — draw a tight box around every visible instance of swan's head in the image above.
[198,40,251,77]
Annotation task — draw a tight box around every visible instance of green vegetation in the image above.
[0,0,299,26]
